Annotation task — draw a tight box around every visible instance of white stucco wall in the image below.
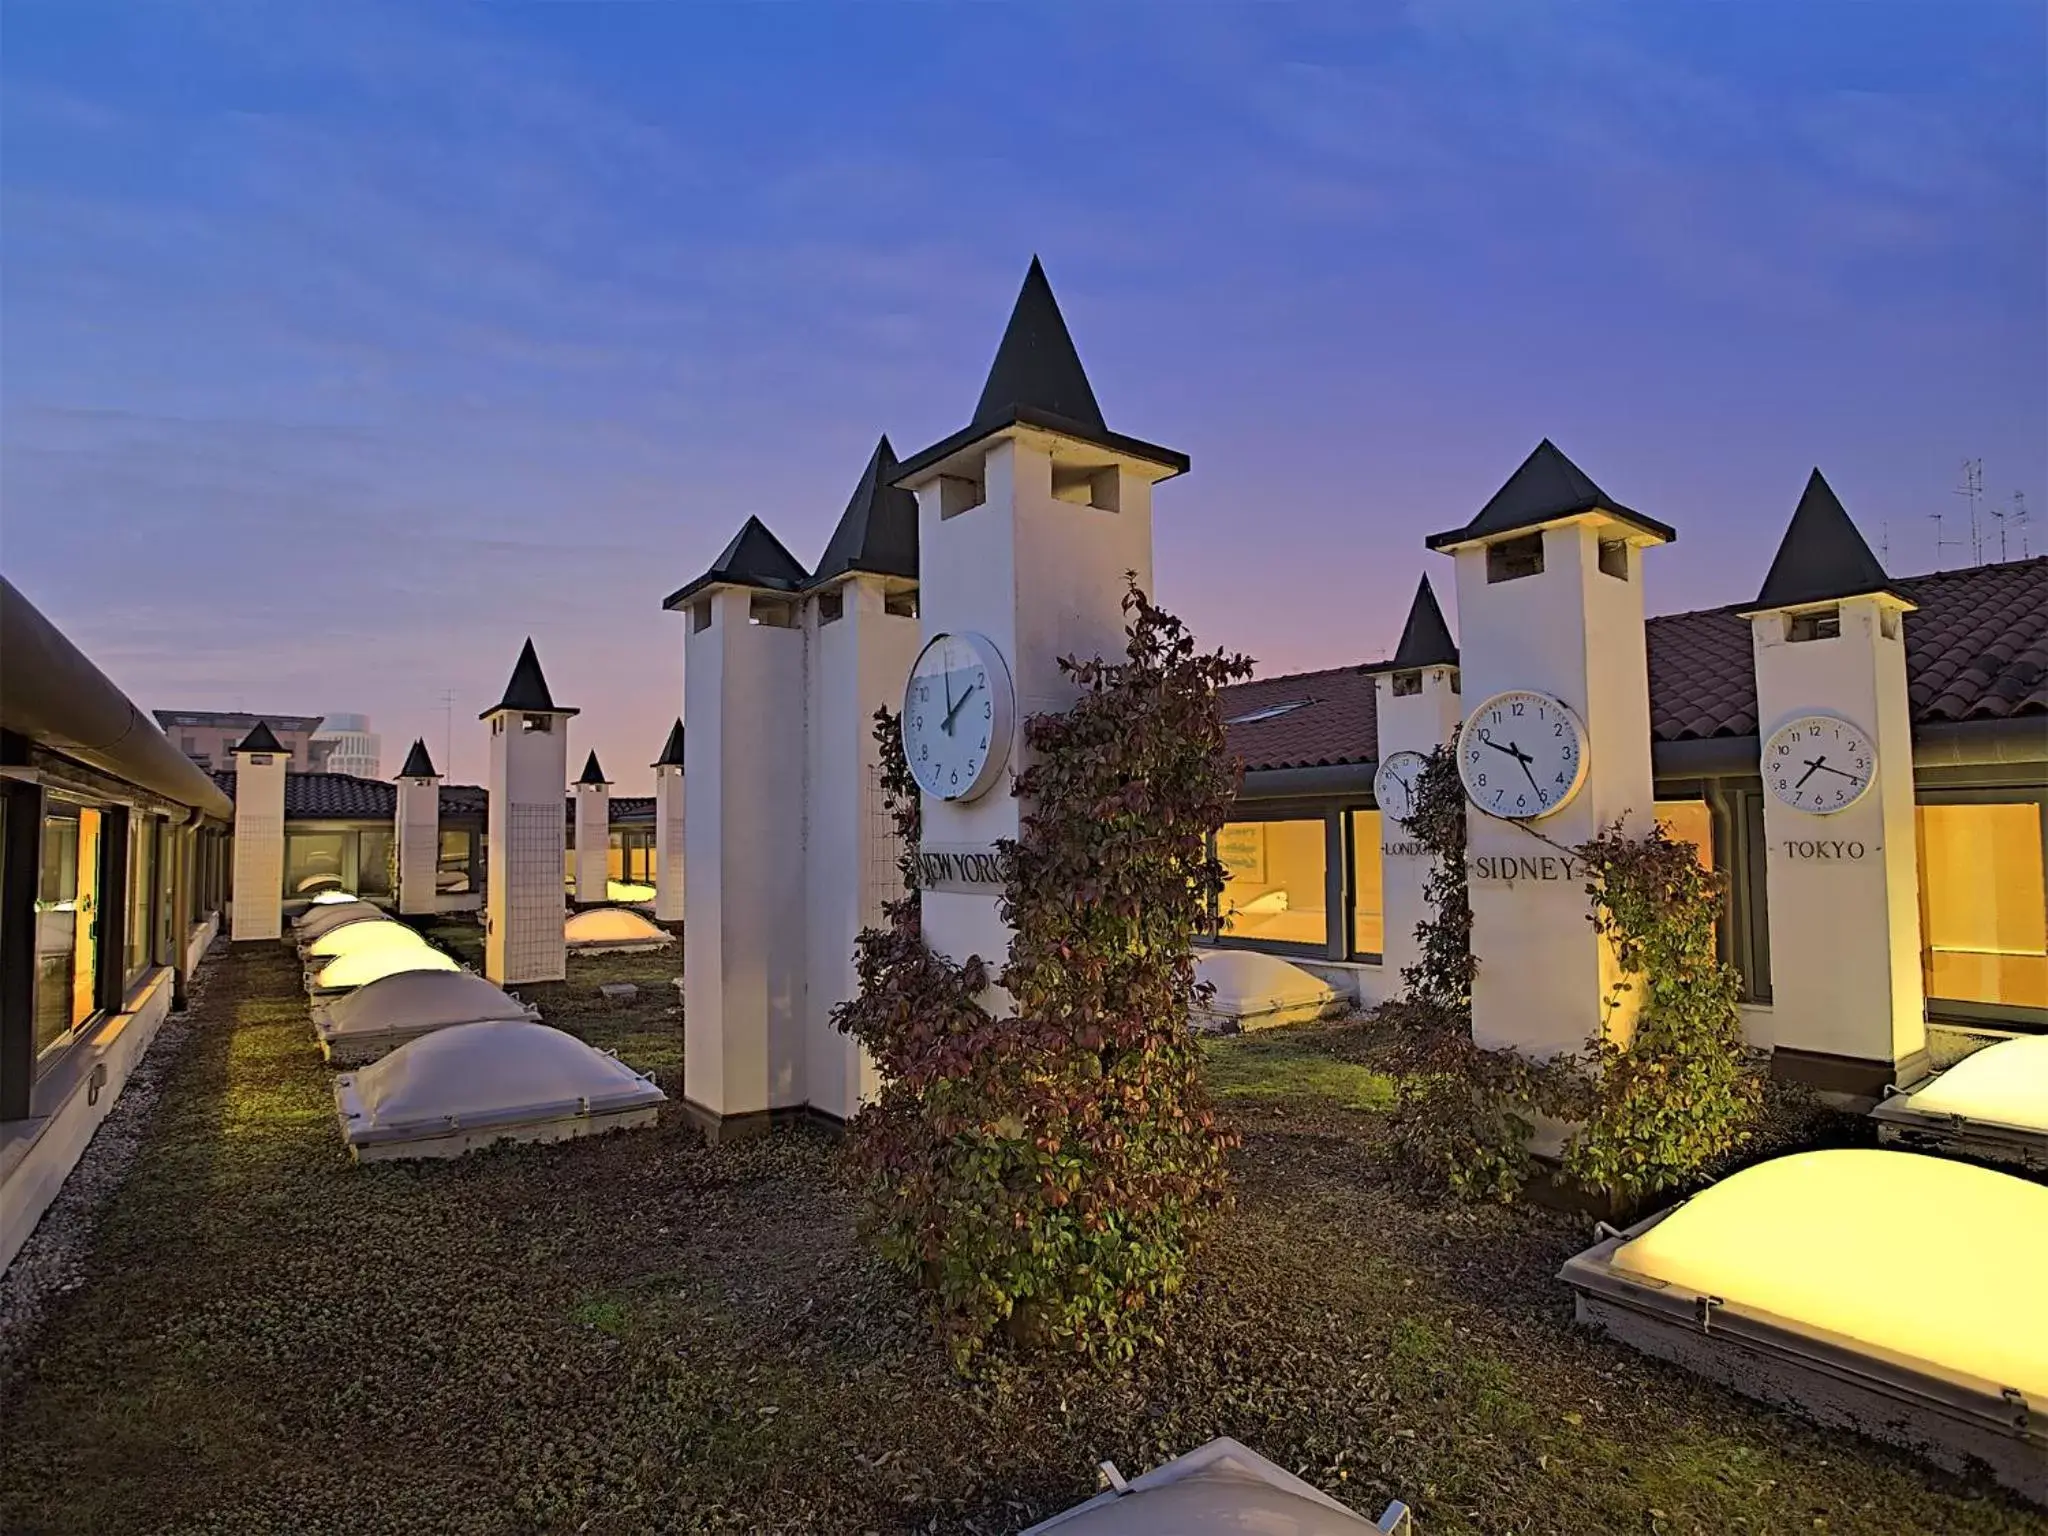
[683,586,808,1123]
[486,706,570,985]
[914,436,1156,994]
[1372,664,1463,983]
[230,749,286,941]
[1453,520,1658,1060]
[395,773,440,916]
[574,782,610,904]
[1751,593,1927,1070]
[654,764,685,924]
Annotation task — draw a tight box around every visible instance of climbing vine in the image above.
[834,581,1252,1367]
[1384,750,1757,1206]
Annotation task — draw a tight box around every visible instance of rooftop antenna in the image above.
[441,689,456,781]
[1988,493,2008,563]
[1928,506,1962,571]
[1954,458,1984,566]
[1879,519,1889,567]
[2014,490,2031,559]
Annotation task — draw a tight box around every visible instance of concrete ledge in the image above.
[0,967,176,1276]
[1769,1044,1931,1101]
[680,1098,846,1145]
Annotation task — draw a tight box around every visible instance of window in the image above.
[35,805,103,1060]
[817,590,844,625]
[125,816,156,983]
[1218,819,1327,948]
[608,831,626,883]
[749,596,796,628]
[1486,533,1544,583]
[1390,670,1422,698]
[1787,608,1840,643]
[438,829,476,894]
[1655,800,1714,872]
[1598,538,1630,580]
[1916,799,2047,1015]
[285,831,348,896]
[884,590,919,620]
[1348,810,1384,960]
[357,828,394,898]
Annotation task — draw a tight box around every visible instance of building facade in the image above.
[310,712,381,779]
[154,710,331,774]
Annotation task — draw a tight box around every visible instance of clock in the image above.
[1456,690,1589,821]
[1763,714,1875,815]
[1373,750,1431,825]
[901,631,1016,802]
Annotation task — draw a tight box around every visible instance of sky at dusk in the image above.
[3,1,2043,793]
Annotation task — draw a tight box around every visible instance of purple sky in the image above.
[4,2,2042,793]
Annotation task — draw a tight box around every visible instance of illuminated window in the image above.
[437,829,476,894]
[357,829,394,898]
[1916,801,2048,1011]
[1348,810,1384,960]
[1218,819,1327,948]
[1655,800,1714,872]
[285,831,348,896]
[126,816,155,982]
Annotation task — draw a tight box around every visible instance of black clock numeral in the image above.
[1475,772,1487,787]
[1554,723,1565,737]
[1511,702,1524,717]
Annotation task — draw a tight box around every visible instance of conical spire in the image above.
[652,719,685,769]
[481,637,578,718]
[1427,439,1674,549]
[1377,575,1459,671]
[1753,469,1899,610]
[972,256,1105,433]
[397,738,438,779]
[235,720,284,754]
[575,750,609,787]
[810,435,919,585]
[663,515,811,609]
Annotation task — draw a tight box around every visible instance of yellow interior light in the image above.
[606,880,655,903]
[1614,1149,2048,1399]
[1908,1035,2048,1132]
[314,946,460,992]
[306,921,431,961]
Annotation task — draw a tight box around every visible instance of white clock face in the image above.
[1457,690,1589,821]
[902,631,1015,802]
[1373,750,1431,825]
[1763,714,1875,814]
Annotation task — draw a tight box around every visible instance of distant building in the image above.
[152,711,330,774]
[312,712,381,778]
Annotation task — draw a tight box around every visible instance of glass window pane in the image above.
[358,828,394,898]
[1917,802,2048,1008]
[437,829,474,894]
[608,831,624,883]
[1349,810,1384,959]
[36,809,81,1053]
[285,831,348,896]
[1655,800,1714,871]
[126,817,155,981]
[1219,819,1327,947]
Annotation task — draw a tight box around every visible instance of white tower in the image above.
[668,518,812,1140]
[482,638,576,985]
[894,257,1186,991]
[394,737,441,916]
[1364,576,1462,983]
[572,750,611,905]
[652,719,686,924]
[1744,470,1929,1095]
[229,721,287,941]
[803,435,923,1124]
[1427,441,1671,1061]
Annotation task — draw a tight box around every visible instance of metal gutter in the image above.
[0,575,233,822]
[1237,761,1378,800]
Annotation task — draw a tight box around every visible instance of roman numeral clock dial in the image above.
[1456,690,1590,821]
[901,631,1016,803]
[1762,714,1876,814]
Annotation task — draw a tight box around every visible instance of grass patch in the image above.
[0,945,2034,1535]
[1204,1028,1396,1111]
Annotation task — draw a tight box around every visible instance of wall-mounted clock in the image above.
[902,631,1016,802]
[1373,750,1431,825]
[1456,690,1589,821]
[1763,714,1875,815]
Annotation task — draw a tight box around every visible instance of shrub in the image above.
[834,580,1252,1367]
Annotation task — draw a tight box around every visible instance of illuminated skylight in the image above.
[305,920,431,961]
[1906,1035,2048,1131]
[312,946,460,992]
[1613,1149,2048,1399]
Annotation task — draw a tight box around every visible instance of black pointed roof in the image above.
[397,738,438,779]
[809,435,919,586]
[235,720,285,754]
[652,718,685,769]
[1750,469,1904,611]
[662,515,812,609]
[575,750,609,786]
[480,637,579,719]
[893,257,1188,485]
[1368,575,1459,672]
[1426,439,1675,550]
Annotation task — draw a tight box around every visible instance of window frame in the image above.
[1208,802,1353,964]
[1913,784,2048,1032]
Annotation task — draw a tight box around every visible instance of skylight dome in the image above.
[1870,1034,2048,1170]
[308,889,360,906]
[564,908,672,953]
[1020,1437,1404,1535]
[295,902,383,941]
[333,1019,665,1161]
[304,919,430,961]
[1192,950,1337,1032]
[313,969,540,1066]
[310,946,460,994]
[1561,1148,2048,1499]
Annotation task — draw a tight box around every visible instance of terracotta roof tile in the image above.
[1223,556,2047,772]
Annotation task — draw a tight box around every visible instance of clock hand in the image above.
[942,681,979,733]
[1807,759,1863,782]
[1480,737,1520,758]
[941,668,955,735]
[1795,757,1825,788]
[1509,743,1543,795]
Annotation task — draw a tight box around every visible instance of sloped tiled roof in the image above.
[210,773,660,826]
[1223,556,2047,771]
